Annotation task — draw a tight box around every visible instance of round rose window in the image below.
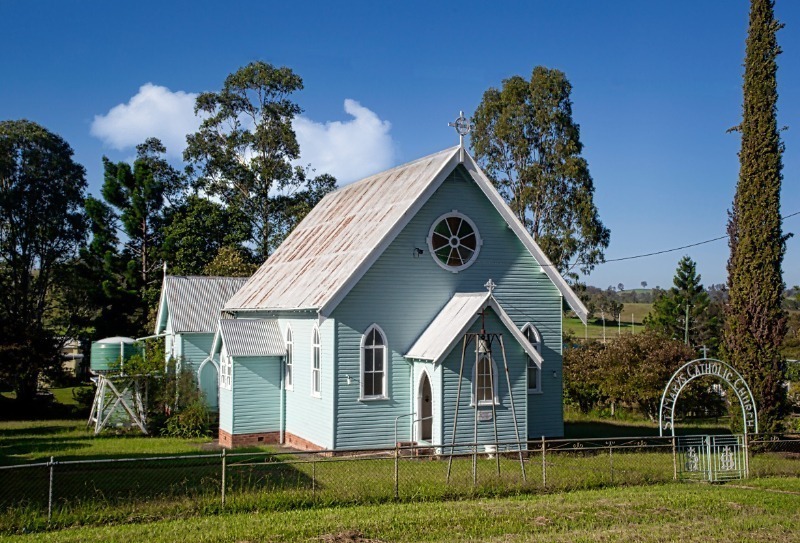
[427,212,481,272]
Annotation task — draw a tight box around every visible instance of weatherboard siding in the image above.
[273,315,335,449]
[231,355,281,435]
[181,333,213,370]
[332,164,564,448]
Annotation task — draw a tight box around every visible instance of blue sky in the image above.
[2,0,798,290]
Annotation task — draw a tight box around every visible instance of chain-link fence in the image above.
[2,433,798,533]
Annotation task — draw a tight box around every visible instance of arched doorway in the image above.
[198,358,219,412]
[418,372,432,443]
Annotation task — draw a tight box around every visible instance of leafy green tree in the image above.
[0,120,87,402]
[203,245,258,278]
[723,0,788,433]
[162,195,251,276]
[564,332,696,419]
[184,61,336,261]
[645,256,720,354]
[471,66,610,281]
[101,138,185,335]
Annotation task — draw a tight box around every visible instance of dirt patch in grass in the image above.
[318,530,386,543]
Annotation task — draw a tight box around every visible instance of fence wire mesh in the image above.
[1,433,798,533]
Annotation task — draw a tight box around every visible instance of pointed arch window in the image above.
[361,325,388,399]
[522,324,542,393]
[311,326,321,397]
[285,327,293,390]
[473,339,499,405]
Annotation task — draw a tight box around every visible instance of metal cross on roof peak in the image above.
[485,279,496,293]
[448,111,473,150]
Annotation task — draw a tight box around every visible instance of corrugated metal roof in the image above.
[217,319,285,357]
[223,144,588,324]
[405,292,544,366]
[225,147,460,312]
[158,275,249,333]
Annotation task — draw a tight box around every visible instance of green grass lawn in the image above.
[0,420,216,464]
[3,478,799,543]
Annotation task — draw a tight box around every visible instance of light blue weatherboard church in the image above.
[211,131,588,451]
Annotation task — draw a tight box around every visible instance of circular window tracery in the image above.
[427,212,481,272]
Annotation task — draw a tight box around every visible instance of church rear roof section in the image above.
[155,275,250,334]
[211,318,285,357]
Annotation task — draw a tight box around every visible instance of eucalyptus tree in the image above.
[723,0,788,432]
[472,67,610,281]
[184,61,336,261]
[0,120,87,401]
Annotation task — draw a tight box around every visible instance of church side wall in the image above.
[275,314,335,450]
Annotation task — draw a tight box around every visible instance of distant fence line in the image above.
[1,433,798,533]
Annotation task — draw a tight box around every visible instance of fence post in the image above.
[743,433,750,479]
[312,456,316,501]
[672,436,678,481]
[221,449,226,508]
[541,436,546,488]
[47,456,55,523]
[394,443,399,500]
[609,444,614,484]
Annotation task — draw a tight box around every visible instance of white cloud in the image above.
[90,83,199,157]
[293,99,394,184]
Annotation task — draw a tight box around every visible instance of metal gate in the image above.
[677,435,748,482]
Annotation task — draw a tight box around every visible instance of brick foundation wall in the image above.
[219,429,324,451]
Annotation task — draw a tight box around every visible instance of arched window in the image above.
[285,327,293,390]
[311,326,321,397]
[473,339,498,405]
[361,325,388,399]
[522,324,542,393]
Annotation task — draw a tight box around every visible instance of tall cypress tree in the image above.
[723,0,788,433]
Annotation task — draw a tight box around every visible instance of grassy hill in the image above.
[564,303,652,340]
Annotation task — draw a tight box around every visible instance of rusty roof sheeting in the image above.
[225,147,460,312]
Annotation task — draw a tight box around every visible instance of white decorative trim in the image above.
[416,368,434,442]
[359,324,389,400]
[522,323,542,393]
[314,148,587,323]
[284,325,294,391]
[311,324,321,398]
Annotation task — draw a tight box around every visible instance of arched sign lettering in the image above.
[659,358,758,436]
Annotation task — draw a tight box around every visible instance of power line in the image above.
[560,209,800,268]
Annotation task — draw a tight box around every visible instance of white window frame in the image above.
[219,351,232,391]
[522,323,542,394]
[311,325,321,398]
[426,210,482,273]
[360,324,389,400]
[285,326,293,391]
[472,340,499,406]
